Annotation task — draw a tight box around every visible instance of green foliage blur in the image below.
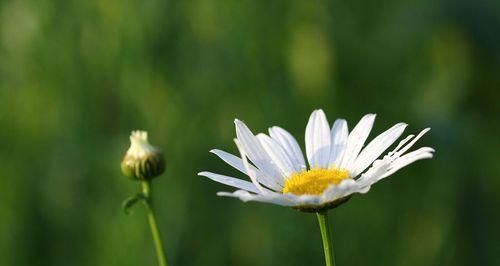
[0,0,499,265]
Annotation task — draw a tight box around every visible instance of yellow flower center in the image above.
[283,168,351,195]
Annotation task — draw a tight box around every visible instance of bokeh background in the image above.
[0,0,499,265]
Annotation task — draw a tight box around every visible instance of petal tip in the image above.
[360,113,377,123]
[397,123,408,131]
[234,119,246,126]
[256,133,266,138]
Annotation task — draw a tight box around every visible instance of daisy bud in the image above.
[121,130,165,180]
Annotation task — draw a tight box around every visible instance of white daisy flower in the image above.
[199,109,434,211]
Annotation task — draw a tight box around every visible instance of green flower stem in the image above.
[316,211,336,266]
[141,180,169,266]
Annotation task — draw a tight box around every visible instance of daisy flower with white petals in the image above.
[199,109,434,266]
[199,109,434,211]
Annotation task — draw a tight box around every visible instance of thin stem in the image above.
[142,181,169,266]
[316,211,336,266]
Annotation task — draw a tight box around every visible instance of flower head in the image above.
[199,109,434,211]
[121,130,165,180]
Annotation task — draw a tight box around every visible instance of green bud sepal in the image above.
[121,131,166,181]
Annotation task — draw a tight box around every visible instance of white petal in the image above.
[329,119,348,168]
[257,134,296,178]
[235,140,273,194]
[388,134,415,156]
[218,180,369,208]
[321,179,361,202]
[279,179,361,206]
[393,128,431,157]
[234,119,284,181]
[217,190,296,206]
[383,147,434,178]
[339,114,376,172]
[353,160,391,188]
[305,109,331,168]
[283,193,324,205]
[269,126,306,171]
[198,172,260,194]
[218,187,356,208]
[351,123,407,176]
[210,149,282,191]
[357,185,371,194]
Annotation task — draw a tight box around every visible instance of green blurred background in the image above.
[0,0,499,265]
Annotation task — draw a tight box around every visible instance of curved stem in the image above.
[316,211,336,266]
[142,181,169,266]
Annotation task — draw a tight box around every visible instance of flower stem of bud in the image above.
[141,180,169,266]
